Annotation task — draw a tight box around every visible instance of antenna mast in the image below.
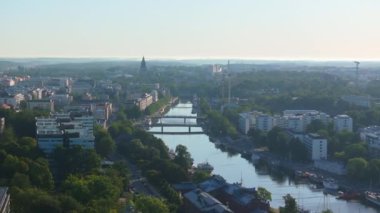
[227,60,231,104]
[354,61,360,86]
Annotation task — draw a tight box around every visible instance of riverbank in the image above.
[210,133,380,209]
[152,102,380,212]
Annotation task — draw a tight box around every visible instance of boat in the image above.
[309,173,324,186]
[337,190,361,200]
[365,191,380,207]
[197,162,214,173]
[323,178,339,190]
[295,170,307,178]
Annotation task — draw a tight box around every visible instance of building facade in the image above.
[256,114,274,132]
[333,114,353,132]
[303,133,327,160]
[27,99,54,112]
[36,113,95,155]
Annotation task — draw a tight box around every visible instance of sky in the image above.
[1,0,380,60]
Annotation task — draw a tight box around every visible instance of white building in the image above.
[303,111,331,126]
[36,117,64,154]
[285,115,305,133]
[238,113,254,134]
[281,110,331,133]
[360,126,380,157]
[333,114,353,132]
[303,133,327,161]
[256,114,274,132]
[36,114,95,155]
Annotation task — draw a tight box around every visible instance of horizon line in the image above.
[1,56,380,62]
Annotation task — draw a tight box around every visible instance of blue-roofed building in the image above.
[183,189,233,213]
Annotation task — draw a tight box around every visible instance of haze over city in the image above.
[1,0,380,60]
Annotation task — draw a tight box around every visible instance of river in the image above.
[149,103,379,213]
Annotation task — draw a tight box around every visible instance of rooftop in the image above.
[308,133,325,139]
[184,189,232,213]
[199,175,227,193]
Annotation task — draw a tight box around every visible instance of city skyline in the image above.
[1,0,380,60]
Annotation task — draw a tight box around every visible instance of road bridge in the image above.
[150,115,206,123]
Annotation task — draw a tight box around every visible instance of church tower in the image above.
[139,56,147,73]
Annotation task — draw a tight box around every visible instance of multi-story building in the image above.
[285,115,305,133]
[27,99,54,112]
[303,133,327,161]
[36,117,64,154]
[256,114,274,132]
[137,93,153,111]
[36,113,95,155]
[238,112,254,134]
[0,93,24,107]
[238,111,261,134]
[50,94,72,107]
[360,126,380,157]
[303,111,331,126]
[333,114,353,132]
[0,187,10,213]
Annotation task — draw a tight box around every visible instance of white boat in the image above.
[323,178,339,190]
[197,162,214,173]
[365,191,380,207]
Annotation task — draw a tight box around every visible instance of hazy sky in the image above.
[1,0,380,60]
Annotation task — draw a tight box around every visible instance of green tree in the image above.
[347,157,368,180]
[344,143,367,159]
[280,194,297,213]
[257,187,272,202]
[134,195,170,213]
[174,144,193,170]
[95,135,116,158]
[368,159,380,183]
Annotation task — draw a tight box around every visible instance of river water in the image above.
[149,103,379,213]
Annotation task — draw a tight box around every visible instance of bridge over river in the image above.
[148,115,206,134]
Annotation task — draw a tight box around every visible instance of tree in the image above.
[257,187,272,202]
[368,159,380,183]
[306,120,326,133]
[11,187,61,213]
[347,157,368,180]
[174,145,193,170]
[344,143,367,160]
[280,194,297,213]
[134,195,169,213]
[95,135,116,158]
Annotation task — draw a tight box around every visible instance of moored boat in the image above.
[365,191,380,207]
[337,191,361,200]
[323,178,339,190]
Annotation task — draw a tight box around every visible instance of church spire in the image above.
[139,56,147,73]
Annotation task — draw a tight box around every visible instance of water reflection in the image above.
[150,103,380,213]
